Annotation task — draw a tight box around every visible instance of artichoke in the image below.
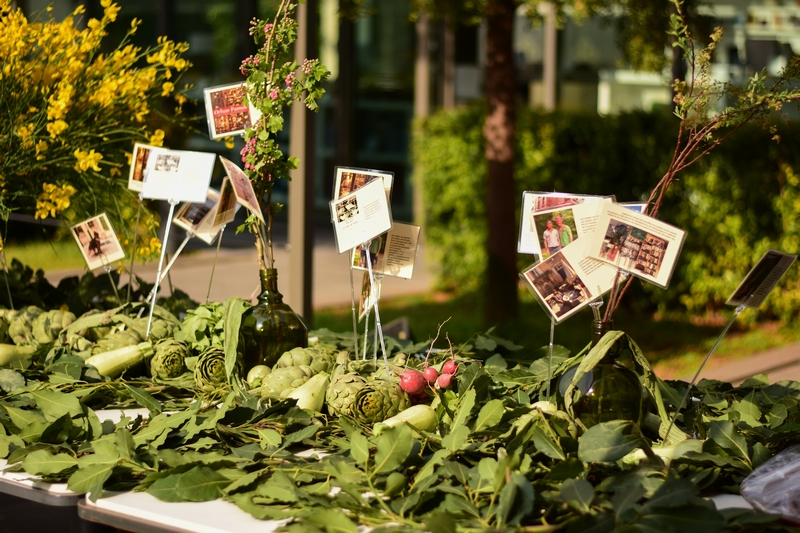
[194,346,239,392]
[128,317,175,343]
[90,328,143,355]
[274,346,335,374]
[325,372,367,417]
[32,309,76,344]
[150,338,189,379]
[351,379,411,424]
[260,365,316,399]
[8,305,44,346]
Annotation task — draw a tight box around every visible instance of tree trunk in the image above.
[483,0,518,324]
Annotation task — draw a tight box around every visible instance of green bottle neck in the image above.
[591,319,620,363]
[258,268,283,304]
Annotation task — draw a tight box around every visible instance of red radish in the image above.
[423,366,439,384]
[436,373,454,389]
[400,369,426,395]
[442,359,458,376]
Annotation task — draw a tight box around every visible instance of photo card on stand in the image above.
[212,177,240,228]
[219,156,264,223]
[141,149,216,203]
[128,143,158,192]
[727,250,797,308]
[203,82,262,139]
[526,200,613,259]
[359,271,381,321]
[518,192,613,255]
[333,166,393,202]
[173,188,223,245]
[586,203,686,289]
[70,213,126,271]
[351,223,421,279]
[331,178,393,254]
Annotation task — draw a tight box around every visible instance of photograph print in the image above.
[521,251,591,322]
[174,189,219,233]
[336,196,359,223]
[352,232,387,272]
[128,143,156,192]
[212,177,239,228]
[203,82,259,139]
[532,208,578,259]
[597,219,668,278]
[220,156,264,222]
[70,213,126,271]
[333,166,393,200]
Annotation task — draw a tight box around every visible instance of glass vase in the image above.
[240,268,307,372]
[558,319,643,428]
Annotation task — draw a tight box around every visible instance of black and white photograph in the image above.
[70,213,126,271]
[336,196,359,223]
[141,148,216,203]
[154,154,180,172]
[521,251,590,321]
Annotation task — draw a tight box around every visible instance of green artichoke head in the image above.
[91,328,143,355]
[193,346,234,392]
[150,338,190,379]
[32,309,76,344]
[325,372,367,418]
[8,305,45,346]
[260,364,316,398]
[274,346,336,374]
[352,379,411,424]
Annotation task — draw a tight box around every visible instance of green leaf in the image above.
[613,482,646,520]
[634,503,725,531]
[278,425,318,451]
[423,512,457,533]
[578,421,641,463]
[115,428,136,461]
[3,405,46,428]
[473,399,504,432]
[483,353,507,373]
[223,298,248,382]
[123,384,162,416]
[0,433,25,457]
[475,335,497,352]
[0,369,25,392]
[639,478,697,514]
[373,424,413,474]
[349,432,369,466]
[67,462,116,499]
[257,428,281,449]
[303,508,359,533]
[28,389,84,420]
[532,425,565,460]
[451,388,475,429]
[442,424,470,453]
[22,449,77,476]
[147,474,185,502]
[495,471,535,527]
[707,421,748,460]
[560,478,594,513]
[175,466,230,501]
[731,391,762,427]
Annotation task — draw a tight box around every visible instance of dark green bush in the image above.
[412,102,800,321]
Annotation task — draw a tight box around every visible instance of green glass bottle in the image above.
[558,320,643,427]
[240,268,307,372]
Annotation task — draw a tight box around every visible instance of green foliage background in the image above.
[412,103,800,322]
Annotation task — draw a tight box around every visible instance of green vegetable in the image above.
[194,346,239,392]
[325,372,366,417]
[274,346,335,374]
[32,309,76,344]
[150,338,189,379]
[246,364,270,387]
[373,404,438,436]
[287,373,330,412]
[260,365,316,398]
[8,305,44,346]
[90,328,142,356]
[0,343,36,369]
[175,302,225,354]
[85,341,154,378]
[351,379,410,424]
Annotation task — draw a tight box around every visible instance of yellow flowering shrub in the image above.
[0,1,191,262]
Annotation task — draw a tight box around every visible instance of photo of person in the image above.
[203,82,256,138]
[352,233,386,271]
[128,143,155,192]
[70,213,126,271]
[154,154,180,173]
[522,251,590,320]
[336,197,359,223]
[532,209,579,259]
[220,156,264,222]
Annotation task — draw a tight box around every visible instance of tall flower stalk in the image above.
[239,1,329,271]
[0,1,192,263]
[605,0,800,320]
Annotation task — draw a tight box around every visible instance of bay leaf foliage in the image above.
[0,329,798,531]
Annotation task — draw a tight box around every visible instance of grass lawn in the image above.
[313,290,800,379]
[3,239,86,271]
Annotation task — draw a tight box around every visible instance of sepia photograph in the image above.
[128,143,155,192]
[70,213,126,271]
[213,177,239,228]
[220,156,264,222]
[204,82,258,139]
[333,166,393,201]
[174,189,220,234]
[336,196,359,223]
[597,219,668,278]
[521,251,590,321]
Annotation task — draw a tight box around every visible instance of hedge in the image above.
[412,103,800,321]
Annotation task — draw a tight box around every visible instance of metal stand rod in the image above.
[146,199,178,340]
[365,242,389,376]
[362,284,371,361]
[373,273,383,363]
[349,255,359,355]
[127,193,143,304]
[146,231,193,304]
[664,305,745,440]
[547,319,555,399]
[0,247,13,310]
[206,224,226,304]
[102,263,122,307]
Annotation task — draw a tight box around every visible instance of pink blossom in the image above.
[269,89,279,100]
[264,23,273,33]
